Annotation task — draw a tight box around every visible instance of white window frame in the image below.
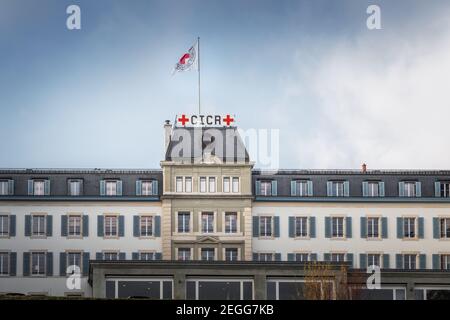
[105,180,118,196]
[200,211,215,234]
[67,214,82,238]
[0,252,10,276]
[0,181,9,195]
[295,216,308,238]
[33,180,45,196]
[232,177,240,193]
[199,177,207,193]
[103,251,119,261]
[440,218,450,239]
[141,181,153,196]
[177,248,191,261]
[139,215,154,237]
[30,251,46,276]
[403,253,418,270]
[260,181,272,196]
[139,251,156,261]
[224,248,240,261]
[68,180,82,196]
[200,248,216,261]
[403,182,416,197]
[66,251,82,275]
[224,212,238,234]
[259,216,273,238]
[403,217,417,239]
[175,177,183,192]
[223,177,230,193]
[331,216,345,239]
[31,214,46,238]
[177,211,191,233]
[367,253,381,267]
[367,217,380,239]
[208,177,216,193]
[104,215,118,238]
[367,182,379,197]
[0,214,9,238]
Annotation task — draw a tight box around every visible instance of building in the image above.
[1,119,450,300]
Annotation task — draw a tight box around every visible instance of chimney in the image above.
[361,163,367,173]
[164,120,172,151]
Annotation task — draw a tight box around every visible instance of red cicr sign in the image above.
[176,114,235,127]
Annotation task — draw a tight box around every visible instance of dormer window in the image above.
[68,179,82,196]
[399,181,421,197]
[100,180,122,196]
[28,179,50,196]
[327,181,349,197]
[362,181,385,197]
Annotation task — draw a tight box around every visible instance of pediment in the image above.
[196,235,220,243]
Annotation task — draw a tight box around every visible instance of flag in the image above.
[172,39,199,75]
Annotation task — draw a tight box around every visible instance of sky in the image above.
[1,0,450,170]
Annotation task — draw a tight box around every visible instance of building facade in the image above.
[1,121,450,299]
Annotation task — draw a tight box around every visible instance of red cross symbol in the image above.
[178,114,189,126]
[223,114,234,126]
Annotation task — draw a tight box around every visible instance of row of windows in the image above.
[256,179,450,198]
[174,176,240,193]
[0,179,158,196]
[252,216,450,240]
[176,212,239,233]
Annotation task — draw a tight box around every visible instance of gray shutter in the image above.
[46,215,52,237]
[327,181,333,197]
[119,252,126,260]
[44,180,50,195]
[287,253,295,261]
[100,180,106,196]
[325,217,331,238]
[324,253,330,262]
[396,254,403,269]
[432,254,440,269]
[360,217,367,238]
[117,181,122,196]
[383,254,390,269]
[362,182,369,197]
[253,253,259,261]
[9,215,16,237]
[118,215,125,237]
[59,252,67,276]
[154,216,161,237]
[133,216,140,237]
[82,215,89,237]
[136,180,142,196]
[255,181,261,195]
[46,252,53,276]
[97,216,104,237]
[381,217,388,238]
[274,216,280,237]
[152,180,158,195]
[398,182,405,197]
[418,217,424,239]
[397,217,403,239]
[9,252,16,276]
[8,179,14,195]
[82,252,90,276]
[309,217,316,238]
[419,254,426,269]
[288,217,295,237]
[290,180,296,196]
[96,252,103,260]
[310,253,317,261]
[346,253,353,267]
[274,253,281,261]
[132,252,139,260]
[343,181,350,197]
[415,182,421,197]
[252,216,259,237]
[379,182,385,197]
[307,180,313,196]
[360,254,367,269]
[271,180,277,196]
[433,217,440,239]
[23,252,30,276]
[27,180,33,195]
[61,215,68,237]
[346,217,352,238]
[435,181,441,197]
[155,252,162,260]
[25,215,31,236]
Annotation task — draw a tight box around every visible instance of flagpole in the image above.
[197,36,201,115]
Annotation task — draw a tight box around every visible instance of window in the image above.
[440,218,450,239]
[403,254,417,270]
[259,216,273,237]
[232,177,239,193]
[403,182,416,197]
[0,252,9,275]
[295,180,309,196]
[141,181,153,196]
[201,248,215,261]
[259,253,274,261]
[0,181,9,195]
[441,255,450,270]
[367,217,380,238]
[223,177,230,193]
[104,216,118,237]
[184,177,192,193]
[140,216,153,237]
[367,254,381,267]
[106,181,118,196]
[225,248,238,261]
[140,252,155,261]
[295,253,309,262]
[225,212,237,233]
[176,177,183,192]
[332,217,344,238]
[103,252,118,261]
[330,181,345,197]
[367,182,379,197]
[32,215,46,237]
[0,215,9,237]
[440,182,450,197]
[403,217,416,238]
[178,248,191,261]
[295,217,308,237]
[33,180,45,196]
[260,181,272,196]
[31,252,46,276]
[200,177,207,193]
[178,212,190,233]
[201,212,214,233]
[68,180,82,196]
[208,177,216,193]
[68,215,81,237]
[66,252,82,273]
[331,253,345,262]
